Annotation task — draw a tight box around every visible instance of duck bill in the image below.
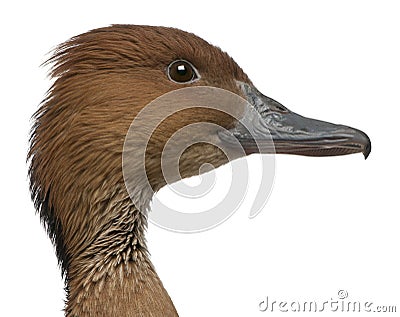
[220,82,371,159]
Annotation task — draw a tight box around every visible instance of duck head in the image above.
[28,25,370,316]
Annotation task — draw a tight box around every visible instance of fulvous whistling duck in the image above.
[28,25,371,316]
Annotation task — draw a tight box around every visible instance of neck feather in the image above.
[63,200,178,316]
[66,259,178,317]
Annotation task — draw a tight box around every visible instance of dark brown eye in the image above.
[167,60,199,83]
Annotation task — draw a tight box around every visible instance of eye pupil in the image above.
[168,60,198,83]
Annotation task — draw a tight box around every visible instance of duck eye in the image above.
[167,60,198,83]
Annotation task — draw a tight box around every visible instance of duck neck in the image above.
[64,203,178,317]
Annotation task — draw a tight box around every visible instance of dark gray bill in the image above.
[219,82,371,159]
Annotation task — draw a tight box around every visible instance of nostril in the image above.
[275,104,287,112]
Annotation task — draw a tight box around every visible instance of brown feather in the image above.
[28,25,250,316]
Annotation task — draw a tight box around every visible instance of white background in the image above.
[1,1,399,316]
